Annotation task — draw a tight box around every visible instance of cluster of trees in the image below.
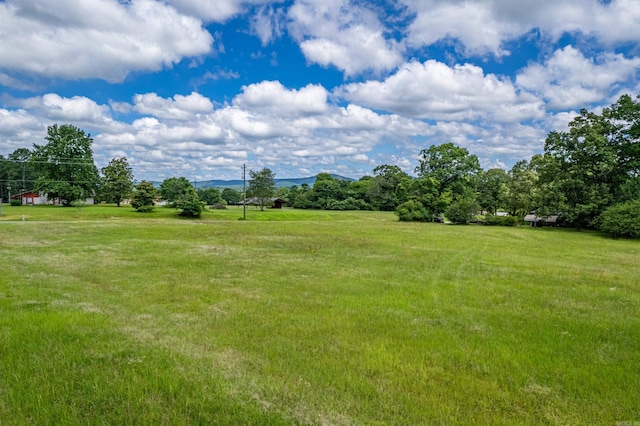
[120,176,206,217]
[277,167,410,211]
[273,145,483,222]
[280,94,640,237]
[0,125,101,206]
[0,148,39,202]
[2,93,639,236]
[535,95,640,230]
[0,125,149,211]
[0,124,207,217]
[0,123,255,218]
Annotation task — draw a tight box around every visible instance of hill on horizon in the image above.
[191,174,355,190]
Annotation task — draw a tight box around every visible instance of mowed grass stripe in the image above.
[0,208,638,424]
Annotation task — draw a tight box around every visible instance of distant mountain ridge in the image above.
[192,174,355,190]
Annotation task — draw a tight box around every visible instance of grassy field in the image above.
[1,204,639,425]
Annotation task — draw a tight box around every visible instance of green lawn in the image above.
[1,205,638,424]
[0,203,367,222]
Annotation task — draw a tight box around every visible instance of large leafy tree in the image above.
[445,189,480,224]
[101,157,134,207]
[539,94,640,228]
[0,154,6,203]
[368,165,410,211]
[160,177,193,206]
[274,186,290,200]
[248,167,276,211]
[415,142,481,199]
[541,115,614,228]
[395,176,448,222]
[406,142,481,220]
[197,187,223,205]
[0,154,12,202]
[505,159,538,217]
[1,149,38,199]
[291,183,315,208]
[31,124,99,206]
[606,94,640,186]
[348,176,373,206]
[221,188,242,204]
[477,168,509,215]
[308,173,349,209]
[286,185,301,206]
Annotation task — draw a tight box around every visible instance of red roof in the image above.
[11,191,39,199]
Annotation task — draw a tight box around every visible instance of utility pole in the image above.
[242,164,247,220]
[22,160,25,196]
[0,162,3,216]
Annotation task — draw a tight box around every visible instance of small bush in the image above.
[177,199,204,217]
[445,197,479,224]
[131,181,156,213]
[600,200,640,239]
[326,197,370,211]
[135,204,155,213]
[10,199,21,206]
[396,200,431,222]
[176,187,204,218]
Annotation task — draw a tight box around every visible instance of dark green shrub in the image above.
[131,181,156,213]
[326,197,370,211]
[10,199,21,206]
[396,200,431,222]
[502,215,519,226]
[135,204,155,213]
[292,193,314,209]
[176,187,204,218]
[600,200,640,239]
[445,197,479,224]
[483,214,519,226]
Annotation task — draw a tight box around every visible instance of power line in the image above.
[1,157,219,184]
[1,159,96,166]
[242,163,246,220]
[0,179,99,184]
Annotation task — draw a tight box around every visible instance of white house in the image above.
[11,191,94,205]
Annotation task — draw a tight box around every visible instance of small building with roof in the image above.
[524,212,561,227]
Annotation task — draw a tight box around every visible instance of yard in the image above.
[1,205,638,424]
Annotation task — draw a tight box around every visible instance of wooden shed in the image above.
[241,197,288,208]
[271,198,288,209]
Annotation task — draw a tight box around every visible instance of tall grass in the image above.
[1,206,638,424]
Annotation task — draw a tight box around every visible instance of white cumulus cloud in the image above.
[233,81,329,116]
[337,60,544,122]
[133,92,215,120]
[287,0,403,76]
[166,0,280,22]
[516,46,640,109]
[0,0,213,83]
[401,0,640,57]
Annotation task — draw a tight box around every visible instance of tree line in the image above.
[1,94,639,236]
[255,94,640,237]
[0,125,273,218]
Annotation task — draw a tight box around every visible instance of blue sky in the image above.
[1,0,639,181]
